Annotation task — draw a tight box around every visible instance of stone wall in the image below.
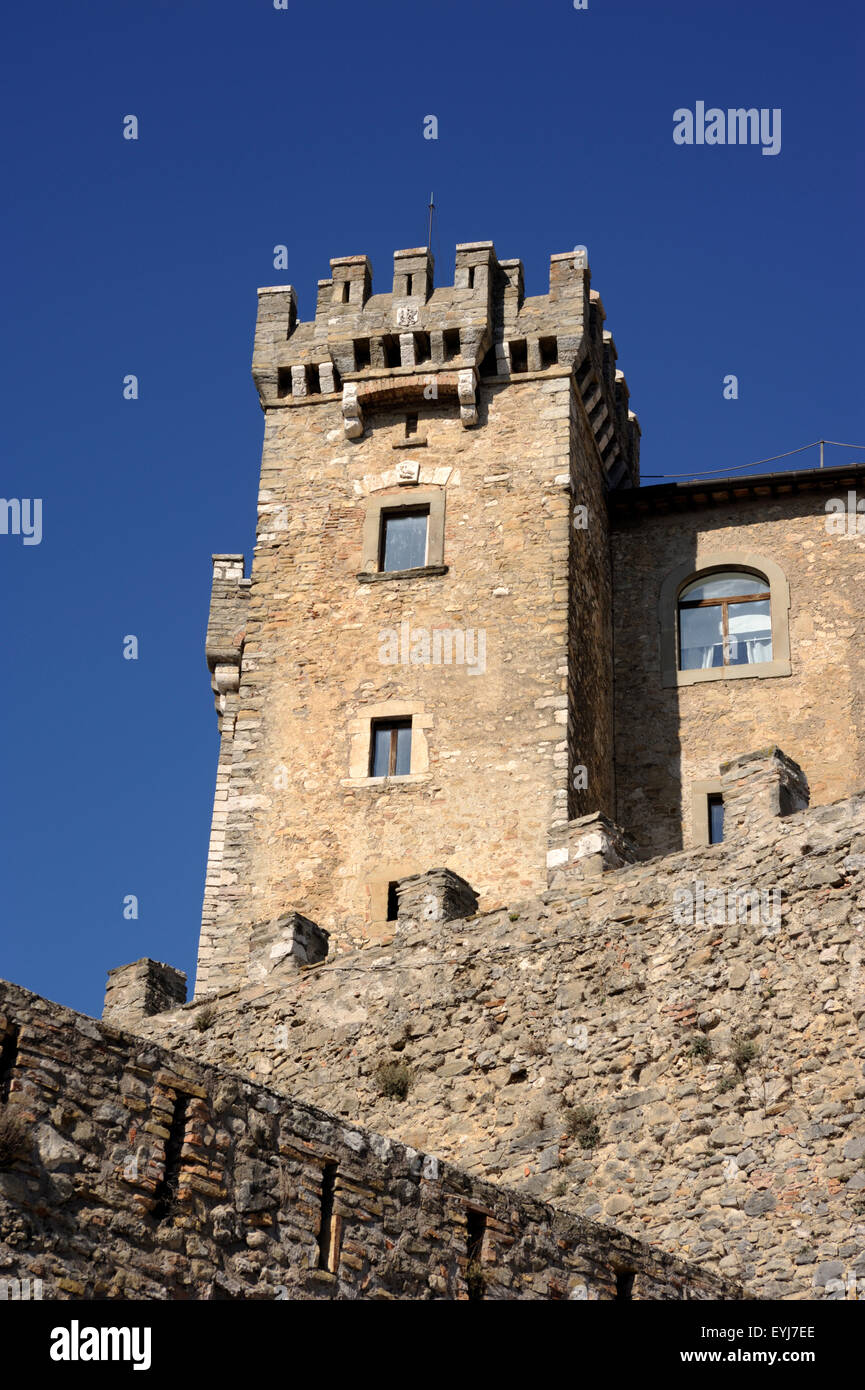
[138,786,865,1300]
[0,980,733,1301]
[610,475,865,858]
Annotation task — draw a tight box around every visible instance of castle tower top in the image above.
[253,242,639,488]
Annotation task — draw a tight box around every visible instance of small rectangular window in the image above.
[354,338,371,369]
[370,720,412,778]
[386,882,400,921]
[340,281,350,303]
[379,507,429,572]
[708,794,724,844]
[443,328,460,361]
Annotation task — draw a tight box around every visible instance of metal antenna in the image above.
[427,191,435,251]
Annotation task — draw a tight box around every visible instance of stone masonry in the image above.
[610,466,865,859]
[135,755,865,1300]
[0,979,735,1301]
[196,243,640,994]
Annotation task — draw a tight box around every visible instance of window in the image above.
[379,507,429,572]
[386,881,400,921]
[370,719,412,777]
[707,793,724,844]
[678,570,771,671]
[659,553,791,688]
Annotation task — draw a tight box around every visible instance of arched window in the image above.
[658,552,791,688]
[678,570,772,671]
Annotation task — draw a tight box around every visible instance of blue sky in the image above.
[1,0,862,1017]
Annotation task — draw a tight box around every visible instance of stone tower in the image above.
[195,242,640,995]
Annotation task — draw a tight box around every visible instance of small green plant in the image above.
[551,1178,569,1198]
[562,1103,601,1150]
[730,1036,759,1073]
[716,1073,737,1094]
[466,1260,485,1300]
[0,1107,29,1169]
[193,1003,218,1033]
[374,1061,413,1100]
[508,912,521,922]
[685,1033,712,1061]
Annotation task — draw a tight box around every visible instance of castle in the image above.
[1,243,863,1301]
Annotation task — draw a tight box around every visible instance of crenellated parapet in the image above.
[252,242,640,488]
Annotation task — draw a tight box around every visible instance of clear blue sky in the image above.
[1,0,862,1018]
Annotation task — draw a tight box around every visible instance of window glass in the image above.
[708,795,724,844]
[394,724,412,776]
[678,569,772,670]
[680,605,724,670]
[381,510,428,571]
[370,720,412,777]
[727,599,772,665]
[680,571,767,601]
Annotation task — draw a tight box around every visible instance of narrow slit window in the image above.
[615,1270,635,1301]
[479,346,498,377]
[382,335,402,368]
[539,336,558,368]
[466,1209,487,1301]
[307,364,321,395]
[317,1162,340,1272]
[379,506,429,572]
[0,1024,20,1103]
[152,1094,189,1222]
[509,339,528,373]
[708,794,725,845]
[467,266,475,289]
[386,882,400,921]
[370,719,412,778]
[340,281,350,303]
[405,273,414,296]
[405,414,418,437]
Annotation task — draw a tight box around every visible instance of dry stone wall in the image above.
[138,790,865,1300]
[0,980,732,1301]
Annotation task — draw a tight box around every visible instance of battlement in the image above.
[253,243,640,488]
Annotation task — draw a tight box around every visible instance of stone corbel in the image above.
[343,381,364,439]
[457,367,478,427]
[211,661,240,718]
